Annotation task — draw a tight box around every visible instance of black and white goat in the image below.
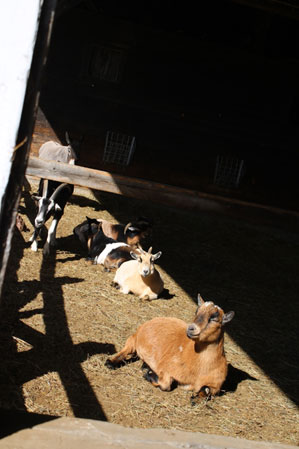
[30,134,77,255]
[30,180,74,255]
[73,216,152,269]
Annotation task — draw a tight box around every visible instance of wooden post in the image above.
[0,0,57,303]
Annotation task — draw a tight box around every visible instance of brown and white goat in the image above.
[113,246,164,300]
[106,294,234,398]
[73,216,152,262]
[98,217,152,247]
[96,242,133,271]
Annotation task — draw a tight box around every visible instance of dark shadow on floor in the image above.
[0,408,56,439]
[221,363,257,394]
[0,229,115,423]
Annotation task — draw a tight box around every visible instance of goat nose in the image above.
[188,324,196,332]
[142,269,150,276]
[35,218,43,227]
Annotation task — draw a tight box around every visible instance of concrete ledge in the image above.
[0,417,297,449]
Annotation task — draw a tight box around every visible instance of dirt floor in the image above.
[0,180,298,446]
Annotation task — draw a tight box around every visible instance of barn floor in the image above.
[0,181,298,446]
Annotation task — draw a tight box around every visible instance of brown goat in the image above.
[106,294,234,398]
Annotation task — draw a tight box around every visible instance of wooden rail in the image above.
[26,156,299,229]
[26,156,225,211]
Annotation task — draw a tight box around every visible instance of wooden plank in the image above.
[230,0,299,20]
[26,156,299,233]
[27,155,216,210]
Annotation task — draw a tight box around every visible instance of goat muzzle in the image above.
[35,219,44,229]
[186,324,200,340]
[142,268,150,277]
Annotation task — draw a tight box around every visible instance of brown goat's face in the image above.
[186,297,234,343]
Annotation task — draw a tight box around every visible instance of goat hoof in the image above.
[143,368,159,384]
[190,395,199,407]
[140,294,154,302]
[199,386,211,398]
[105,359,117,370]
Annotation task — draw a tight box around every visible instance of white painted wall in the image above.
[0,0,43,214]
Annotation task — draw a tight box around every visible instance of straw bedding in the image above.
[0,182,298,446]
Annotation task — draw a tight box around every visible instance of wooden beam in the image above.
[26,156,299,232]
[230,0,299,21]
[27,156,217,210]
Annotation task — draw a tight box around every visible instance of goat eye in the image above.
[209,312,219,322]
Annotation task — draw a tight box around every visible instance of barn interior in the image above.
[31,0,299,213]
[1,0,299,447]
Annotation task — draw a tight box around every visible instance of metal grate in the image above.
[103,131,136,166]
[88,45,126,83]
[213,155,245,189]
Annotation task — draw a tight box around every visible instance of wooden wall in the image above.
[31,2,299,211]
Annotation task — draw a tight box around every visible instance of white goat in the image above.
[113,246,164,300]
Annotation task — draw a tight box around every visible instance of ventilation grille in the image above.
[213,155,245,188]
[103,131,136,166]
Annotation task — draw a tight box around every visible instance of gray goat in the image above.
[38,132,78,164]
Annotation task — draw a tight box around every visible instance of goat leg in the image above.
[29,228,40,251]
[190,386,212,406]
[143,368,159,385]
[105,335,137,369]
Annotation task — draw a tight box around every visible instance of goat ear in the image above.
[130,251,138,260]
[153,251,162,260]
[197,293,204,306]
[124,222,132,234]
[222,311,235,325]
[86,216,97,224]
[65,131,71,145]
[128,226,139,232]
